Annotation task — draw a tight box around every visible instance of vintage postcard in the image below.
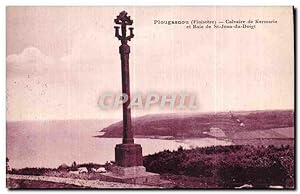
[6,6,295,189]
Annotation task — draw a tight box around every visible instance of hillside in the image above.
[98,110,294,139]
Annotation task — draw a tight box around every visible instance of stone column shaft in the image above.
[119,44,134,144]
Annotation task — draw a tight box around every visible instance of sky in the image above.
[6,6,294,121]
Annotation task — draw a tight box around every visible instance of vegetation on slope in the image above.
[143,145,295,188]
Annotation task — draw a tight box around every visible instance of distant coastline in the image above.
[96,110,294,144]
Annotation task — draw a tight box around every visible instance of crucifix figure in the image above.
[114,11,143,167]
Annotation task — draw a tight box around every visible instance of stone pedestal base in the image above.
[112,166,146,176]
[104,143,162,186]
[115,143,143,167]
[103,166,160,186]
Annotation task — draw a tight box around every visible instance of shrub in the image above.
[143,145,294,188]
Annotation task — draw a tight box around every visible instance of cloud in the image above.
[7,47,53,64]
[6,45,122,121]
[6,46,92,77]
[7,47,56,77]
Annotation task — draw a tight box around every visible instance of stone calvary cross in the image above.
[114,11,143,167]
[105,11,160,185]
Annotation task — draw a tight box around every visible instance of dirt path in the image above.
[7,174,156,189]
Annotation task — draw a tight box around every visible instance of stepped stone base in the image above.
[112,166,146,176]
[102,166,160,186]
